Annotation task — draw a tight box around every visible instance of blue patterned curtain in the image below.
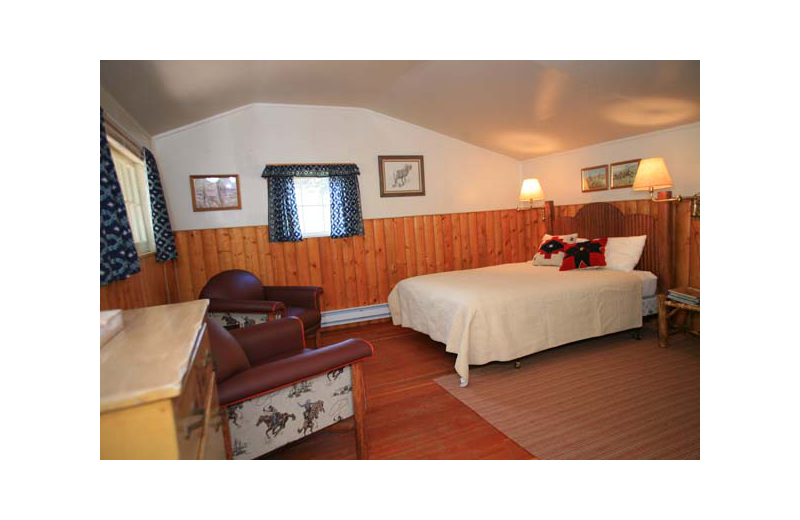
[142,148,178,262]
[262,163,363,241]
[329,175,364,238]
[267,177,303,242]
[100,109,141,284]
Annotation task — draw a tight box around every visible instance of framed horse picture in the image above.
[580,164,609,192]
[378,155,425,197]
[190,174,242,211]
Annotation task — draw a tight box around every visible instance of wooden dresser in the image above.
[100,300,227,459]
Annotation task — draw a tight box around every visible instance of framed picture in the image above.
[580,164,609,192]
[610,159,641,189]
[378,155,425,197]
[190,174,242,211]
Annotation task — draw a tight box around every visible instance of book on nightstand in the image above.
[667,286,700,306]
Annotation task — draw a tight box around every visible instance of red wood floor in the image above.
[262,322,534,460]
[263,319,668,460]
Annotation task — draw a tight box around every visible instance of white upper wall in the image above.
[153,103,521,231]
[520,123,700,205]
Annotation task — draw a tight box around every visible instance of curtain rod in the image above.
[102,109,146,153]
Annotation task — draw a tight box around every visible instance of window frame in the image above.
[107,136,156,256]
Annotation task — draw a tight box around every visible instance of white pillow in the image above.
[533,233,578,266]
[604,236,647,271]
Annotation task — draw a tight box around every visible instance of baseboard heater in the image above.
[321,303,390,328]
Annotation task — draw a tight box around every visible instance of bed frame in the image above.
[449,196,675,383]
[544,193,675,292]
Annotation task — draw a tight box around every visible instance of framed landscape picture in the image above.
[580,164,609,192]
[610,159,640,189]
[378,155,425,197]
[190,174,242,211]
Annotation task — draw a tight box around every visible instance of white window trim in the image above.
[108,136,155,256]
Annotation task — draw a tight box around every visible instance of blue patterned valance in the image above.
[261,163,360,178]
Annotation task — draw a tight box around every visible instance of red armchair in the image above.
[200,269,324,347]
[206,317,373,459]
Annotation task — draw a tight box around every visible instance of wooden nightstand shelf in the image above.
[657,293,700,348]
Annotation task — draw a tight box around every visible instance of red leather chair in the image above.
[206,317,373,459]
[200,269,324,348]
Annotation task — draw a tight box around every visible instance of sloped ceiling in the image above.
[100,60,699,160]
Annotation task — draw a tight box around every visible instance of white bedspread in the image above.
[388,263,643,383]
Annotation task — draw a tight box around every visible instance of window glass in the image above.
[108,138,155,254]
[293,177,331,238]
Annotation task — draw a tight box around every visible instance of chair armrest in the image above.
[217,338,374,406]
[229,316,305,366]
[207,299,285,315]
[262,286,323,310]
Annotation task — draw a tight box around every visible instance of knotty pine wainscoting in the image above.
[100,253,178,311]
[100,199,699,333]
[172,209,549,311]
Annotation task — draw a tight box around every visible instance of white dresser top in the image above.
[100,300,209,413]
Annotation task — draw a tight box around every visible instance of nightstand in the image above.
[657,293,700,348]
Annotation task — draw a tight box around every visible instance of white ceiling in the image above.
[100,60,699,160]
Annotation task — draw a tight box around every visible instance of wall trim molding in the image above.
[520,121,700,164]
[152,102,359,141]
[151,102,519,162]
[321,303,390,328]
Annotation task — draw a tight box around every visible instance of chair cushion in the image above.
[284,306,322,331]
[206,319,251,383]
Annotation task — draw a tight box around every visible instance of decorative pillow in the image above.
[533,233,578,266]
[560,238,608,271]
[604,236,647,272]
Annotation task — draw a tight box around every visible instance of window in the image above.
[108,137,155,255]
[294,177,331,238]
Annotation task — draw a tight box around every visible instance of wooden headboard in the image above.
[545,197,675,292]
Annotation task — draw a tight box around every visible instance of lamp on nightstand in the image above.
[518,178,546,220]
[632,157,682,203]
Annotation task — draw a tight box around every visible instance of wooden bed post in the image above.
[544,200,555,234]
[656,191,675,292]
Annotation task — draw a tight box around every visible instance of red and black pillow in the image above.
[559,238,608,271]
[533,233,578,266]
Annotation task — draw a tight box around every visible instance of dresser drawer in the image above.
[100,300,212,459]
[199,379,227,460]
[173,327,213,459]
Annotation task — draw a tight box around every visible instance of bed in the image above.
[389,264,656,385]
[387,201,674,386]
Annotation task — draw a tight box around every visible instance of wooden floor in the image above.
[263,319,666,460]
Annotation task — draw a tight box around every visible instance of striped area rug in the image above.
[435,331,699,459]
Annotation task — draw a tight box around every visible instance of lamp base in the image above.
[649,187,682,203]
[516,201,546,220]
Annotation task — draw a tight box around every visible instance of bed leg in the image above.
[632,328,642,340]
[459,377,468,388]
[514,361,522,369]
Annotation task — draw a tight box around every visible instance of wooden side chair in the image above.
[206,317,373,459]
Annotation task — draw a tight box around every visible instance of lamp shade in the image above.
[519,178,545,201]
[632,157,673,191]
